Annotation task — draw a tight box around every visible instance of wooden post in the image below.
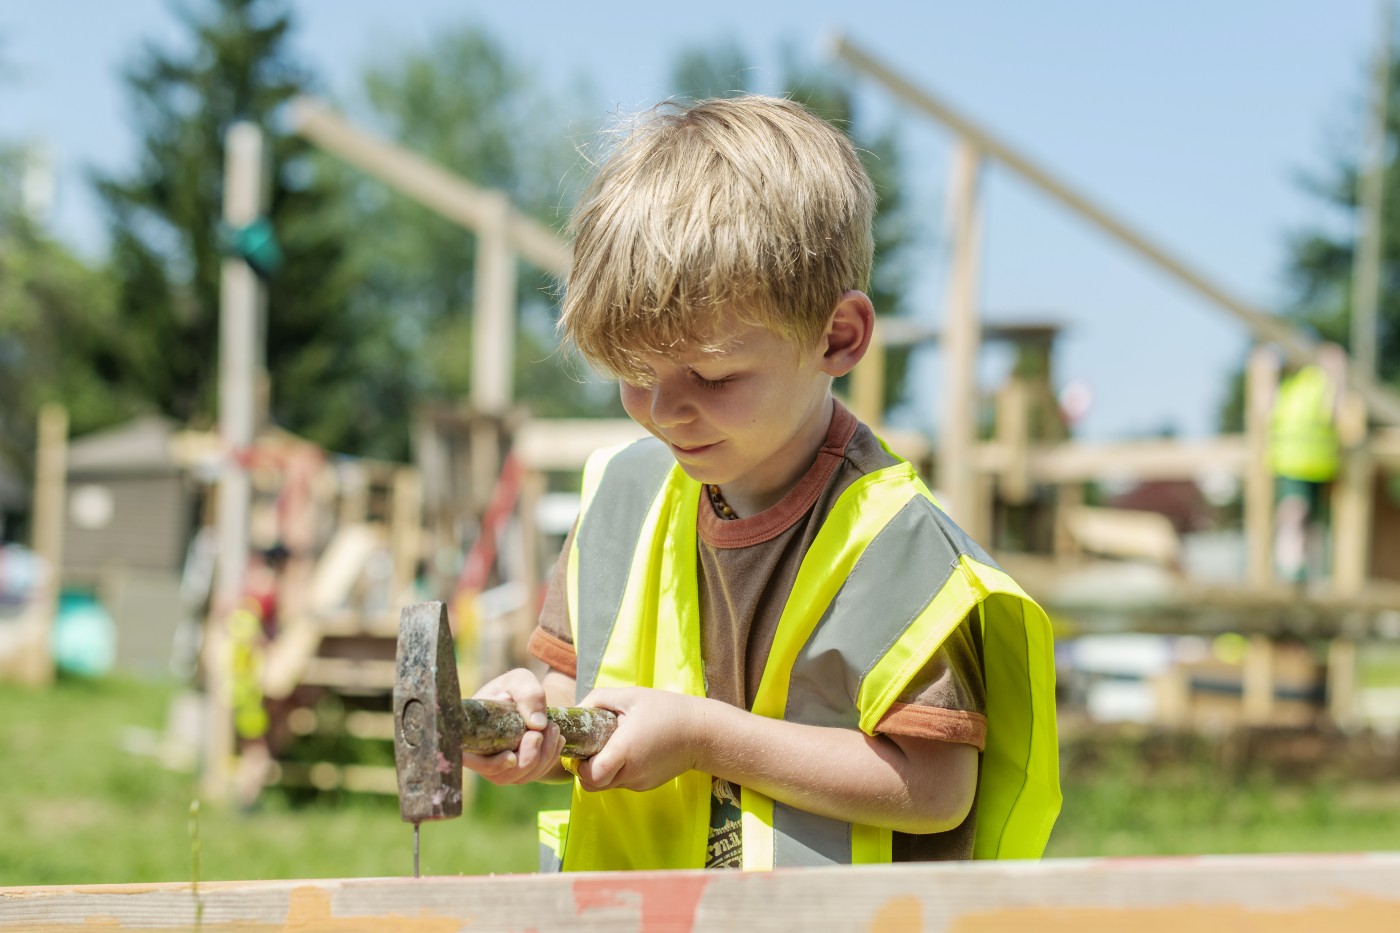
[996,377,1032,505]
[1244,345,1276,589]
[468,414,503,521]
[390,467,423,605]
[205,121,269,803]
[1053,481,1083,559]
[1242,634,1275,724]
[940,141,985,539]
[25,404,67,686]
[850,317,885,426]
[471,193,516,416]
[515,467,547,658]
[1332,390,1372,595]
[1351,0,1391,383]
[1326,637,1358,731]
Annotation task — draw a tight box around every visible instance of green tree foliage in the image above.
[0,152,133,471]
[331,24,618,419]
[670,41,917,413]
[93,0,416,457]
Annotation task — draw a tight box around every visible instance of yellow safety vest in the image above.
[1269,365,1339,483]
[542,438,1060,871]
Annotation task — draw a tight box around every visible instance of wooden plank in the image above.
[513,419,931,474]
[308,524,384,612]
[205,120,268,803]
[472,196,516,414]
[390,467,423,606]
[3,853,1399,931]
[301,658,397,690]
[939,141,985,537]
[1245,345,1277,587]
[1332,391,1372,595]
[1242,634,1276,724]
[289,97,570,277]
[1327,637,1358,729]
[848,316,885,426]
[1059,505,1180,566]
[20,403,67,686]
[995,377,1031,505]
[977,435,1250,483]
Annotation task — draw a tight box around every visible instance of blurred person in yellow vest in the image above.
[1268,343,1346,584]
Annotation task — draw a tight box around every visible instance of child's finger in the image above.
[514,727,549,773]
[462,748,520,785]
[577,748,622,789]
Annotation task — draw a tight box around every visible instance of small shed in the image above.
[63,415,197,674]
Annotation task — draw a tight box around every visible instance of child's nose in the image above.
[649,382,694,428]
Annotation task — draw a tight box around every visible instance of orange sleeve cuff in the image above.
[527,626,578,679]
[875,702,987,751]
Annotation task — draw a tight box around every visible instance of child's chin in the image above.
[672,461,715,483]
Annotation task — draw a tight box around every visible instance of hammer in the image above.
[392,601,617,876]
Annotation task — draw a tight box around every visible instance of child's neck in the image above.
[715,395,834,518]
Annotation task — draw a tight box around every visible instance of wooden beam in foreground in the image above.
[3,853,1398,932]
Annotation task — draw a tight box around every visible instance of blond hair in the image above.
[561,95,875,383]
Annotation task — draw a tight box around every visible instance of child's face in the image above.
[619,321,835,513]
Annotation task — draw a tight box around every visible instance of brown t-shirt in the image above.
[528,401,987,862]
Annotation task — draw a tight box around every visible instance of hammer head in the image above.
[394,601,464,824]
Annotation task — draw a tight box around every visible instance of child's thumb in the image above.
[581,750,622,788]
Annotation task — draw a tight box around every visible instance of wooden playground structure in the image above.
[3,33,1400,932]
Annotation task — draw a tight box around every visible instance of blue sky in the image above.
[0,1,1381,441]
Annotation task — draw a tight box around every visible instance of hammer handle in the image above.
[462,699,618,758]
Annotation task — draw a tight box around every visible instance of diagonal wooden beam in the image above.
[831,34,1400,426]
[288,97,571,278]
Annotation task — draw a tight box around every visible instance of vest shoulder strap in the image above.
[573,438,678,693]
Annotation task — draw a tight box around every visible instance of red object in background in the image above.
[453,451,525,600]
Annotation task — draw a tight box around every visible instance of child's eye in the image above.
[689,371,732,390]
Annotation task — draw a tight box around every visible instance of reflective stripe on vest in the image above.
[1269,365,1339,482]
[560,437,1060,870]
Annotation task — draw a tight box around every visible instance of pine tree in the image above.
[335,24,613,419]
[1280,60,1400,374]
[1220,47,1400,433]
[93,0,415,456]
[0,153,130,471]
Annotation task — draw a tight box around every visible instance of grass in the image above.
[1045,729,1400,857]
[0,676,568,885]
[1,676,1397,886]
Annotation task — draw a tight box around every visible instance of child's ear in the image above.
[820,291,875,377]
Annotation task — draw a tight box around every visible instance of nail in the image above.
[529,712,548,729]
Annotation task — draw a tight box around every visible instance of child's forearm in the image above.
[693,698,977,835]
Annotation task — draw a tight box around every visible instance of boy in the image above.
[464,95,1060,871]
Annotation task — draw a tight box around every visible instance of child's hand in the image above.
[462,668,565,785]
[573,687,709,792]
